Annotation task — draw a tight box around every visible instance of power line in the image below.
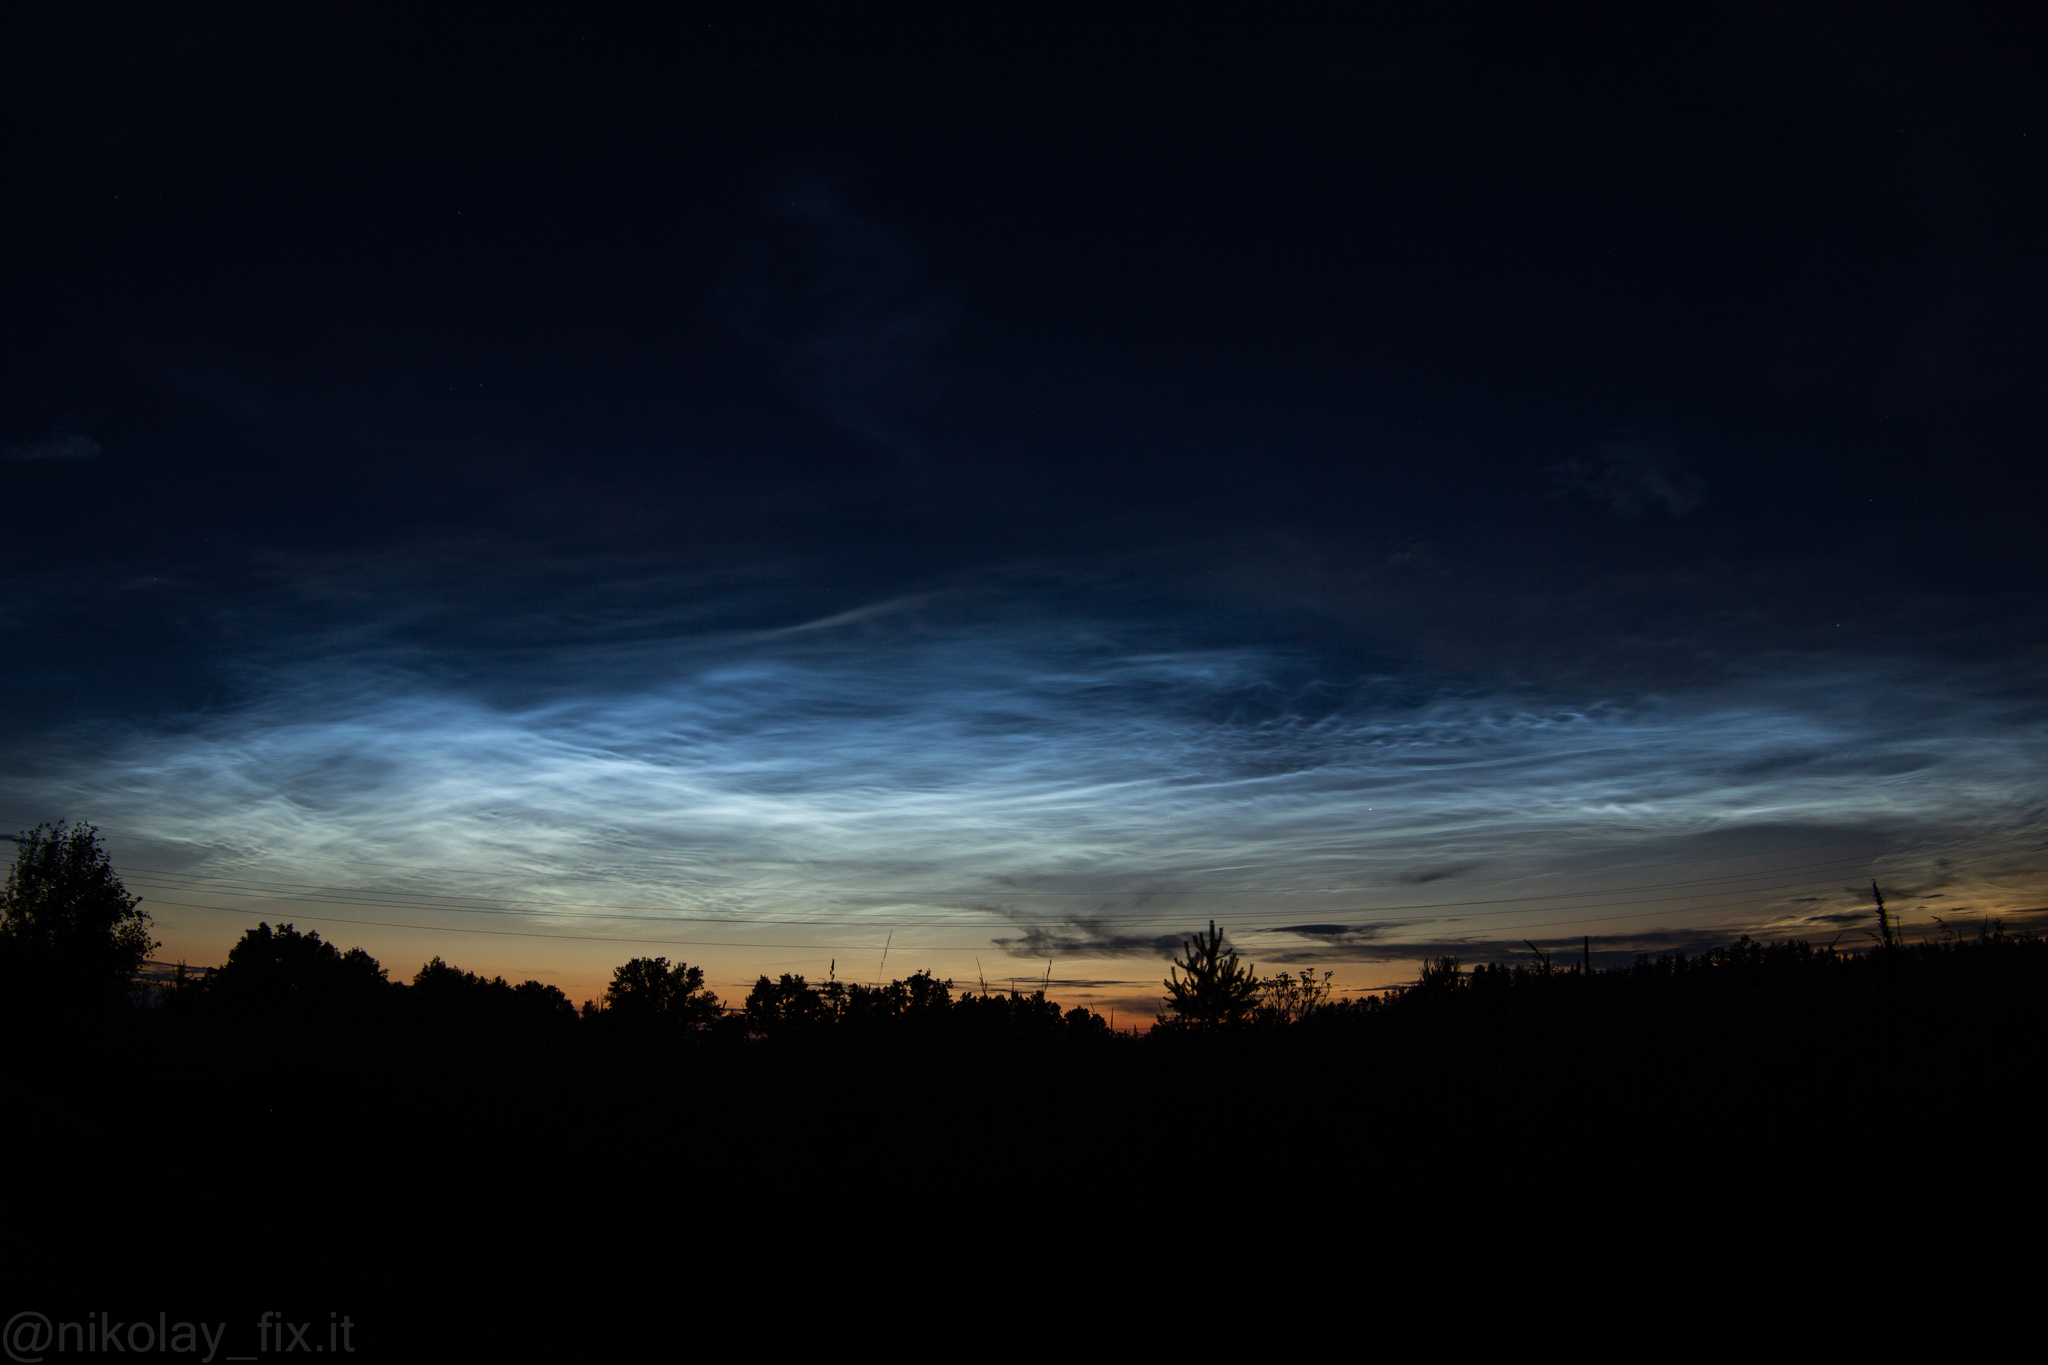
[141,868,1941,961]
[139,901,903,952]
[125,865,1874,930]
[114,849,1889,928]
[139,865,1898,957]
[118,830,1888,887]
[109,832,1895,908]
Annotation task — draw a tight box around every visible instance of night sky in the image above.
[5,3,2045,1013]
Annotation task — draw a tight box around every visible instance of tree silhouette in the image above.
[411,955,576,1030]
[208,921,390,1020]
[742,972,828,1035]
[509,978,578,1027]
[604,956,722,1027]
[1160,921,1263,1030]
[1872,879,1897,950]
[0,821,156,1007]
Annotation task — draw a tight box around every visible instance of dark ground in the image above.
[8,933,2039,1353]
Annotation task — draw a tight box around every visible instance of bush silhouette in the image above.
[1255,966,1335,1025]
[736,967,1109,1042]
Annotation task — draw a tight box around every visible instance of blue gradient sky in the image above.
[4,4,2045,1012]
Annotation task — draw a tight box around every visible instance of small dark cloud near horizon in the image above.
[1255,922,1406,960]
[1258,925,1852,968]
[986,977,1143,991]
[991,921,1193,961]
[1398,863,1476,885]
[1552,440,1705,518]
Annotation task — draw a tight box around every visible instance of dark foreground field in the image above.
[7,926,2042,1349]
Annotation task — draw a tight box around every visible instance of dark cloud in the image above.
[1090,992,1173,1022]
[1398,864,1475,885]
[7,430,101,462]
[1382,540,1443,572]
[1552,441,1705,517]
[722,179,952,457]
[991,922,1190,961]
[1270,33,1440,94]
[973,976,1145,991]
[1246,923,1410,962]
[1257,925,1844,969]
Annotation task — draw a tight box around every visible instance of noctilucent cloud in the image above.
[4,7,2045,1010]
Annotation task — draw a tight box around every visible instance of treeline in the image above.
[154,920,584,1033]
[148,919,1118,1045]
[1273,925,2048,1058]
[112,911,2048,1072]
[1145,917,2048,1073]
[0,823,1119,1043]
[6,822,2047,1065]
